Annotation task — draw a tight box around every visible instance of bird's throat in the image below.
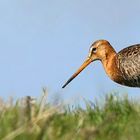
[102,53,124,84]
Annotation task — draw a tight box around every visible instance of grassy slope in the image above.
[0,92,140,140]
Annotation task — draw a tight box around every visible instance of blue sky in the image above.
[0,0,140,102]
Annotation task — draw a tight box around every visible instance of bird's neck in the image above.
[101,51,124,84]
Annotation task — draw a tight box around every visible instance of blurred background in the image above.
[0,0,140,103]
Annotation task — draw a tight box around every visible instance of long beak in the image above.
[62,58,92,88]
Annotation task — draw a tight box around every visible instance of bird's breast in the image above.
[102,54,126,86]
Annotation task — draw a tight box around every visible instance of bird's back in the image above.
[117,44,140,87]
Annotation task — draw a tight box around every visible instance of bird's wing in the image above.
[117,44,140,86]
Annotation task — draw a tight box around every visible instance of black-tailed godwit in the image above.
[62,40,140,88]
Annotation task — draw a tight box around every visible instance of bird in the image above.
[62,39,140,88]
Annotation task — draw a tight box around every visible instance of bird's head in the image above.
[88,40,112,61]
[62,40,115,88]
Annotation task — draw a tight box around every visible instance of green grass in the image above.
[0,91,140,140]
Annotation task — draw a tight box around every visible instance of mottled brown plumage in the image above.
[62,40,140,88]
[117,44,140,87]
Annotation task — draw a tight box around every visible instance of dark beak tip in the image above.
[62,77,74,89]
[62,81,69,88]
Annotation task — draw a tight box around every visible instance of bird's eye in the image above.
[89,47,97,57]
[92,47,97,53]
